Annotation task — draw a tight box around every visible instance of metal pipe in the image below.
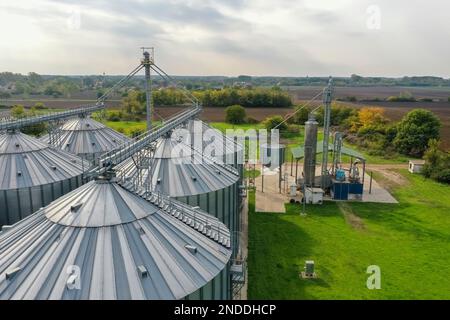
[303,115,318,187]
[143,50,153,131]
[290,155,293,176]
[321,78,333,188]
[261,163,264,193]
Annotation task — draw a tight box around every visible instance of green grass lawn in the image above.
[102,120,162,137]
[248,170,450,299]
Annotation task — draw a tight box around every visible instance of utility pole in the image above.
[321,77,333,189]
[141,47,154,131]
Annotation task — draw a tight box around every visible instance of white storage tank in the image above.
[0,177,232,300]
[0,130,88,226]
[40,116,130,164]
[260,143,286,170]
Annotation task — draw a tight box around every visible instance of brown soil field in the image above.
[0,99,294,123]
[154,106,294,122]
[2,85,448,149]
[287,86,450,101]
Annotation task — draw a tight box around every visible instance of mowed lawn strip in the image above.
[248,169,450,299]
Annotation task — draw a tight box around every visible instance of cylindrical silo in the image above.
[184,119,244,170]
[260,143,286,170]
[40,116,130,164]
[0,177,232,300]
[0,130,89,227]
[303,115,319,187]
[183,119,245,251]
[115,136,240,261]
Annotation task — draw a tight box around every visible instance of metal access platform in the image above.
[0,103,105,131]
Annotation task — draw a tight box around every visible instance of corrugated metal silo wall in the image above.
[0,175,84,226]
[178,153,241,301]
[174,182,238,254]
[185,266,231,300]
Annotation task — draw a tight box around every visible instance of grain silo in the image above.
[184,119,244,172]
[0,130,88,226]
[0,177,232,300]
[260,143,286,170]
[40,116,130,164]
[115,136,241,257]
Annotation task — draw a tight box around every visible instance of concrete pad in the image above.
[361,173,398,203]
[254,165,295,213]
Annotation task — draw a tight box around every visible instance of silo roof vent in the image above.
[137,265,148,278]
[5,267,21,280]
[70,202,83,212]
[185,244,197,254]
[1,225,12,232]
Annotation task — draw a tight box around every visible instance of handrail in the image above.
[0,103,105,131]
[86,105,202,177]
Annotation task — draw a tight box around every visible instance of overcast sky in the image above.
[0,0,449,77]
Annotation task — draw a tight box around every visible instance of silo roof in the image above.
[291,141,365,160]
[40,117,130,156]
[183,120,243,159]
[115,137,239,197]
[0,179,231,300]
[0,131,88,190]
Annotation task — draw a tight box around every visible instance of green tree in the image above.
[0,91,11,100]
[292,105,311,124]
[121,90,144,115]
[263,115,287,131]
[394,109,441,157]
[33,102,47,110]
[21,109,47,136]
[225,105,246,124]
[11,105,26,118]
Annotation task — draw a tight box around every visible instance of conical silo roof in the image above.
[40,117,130,157]
[115,137,239,197]
[0,131,88,190]
[181,119,243,165]
[0,178,231,300]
